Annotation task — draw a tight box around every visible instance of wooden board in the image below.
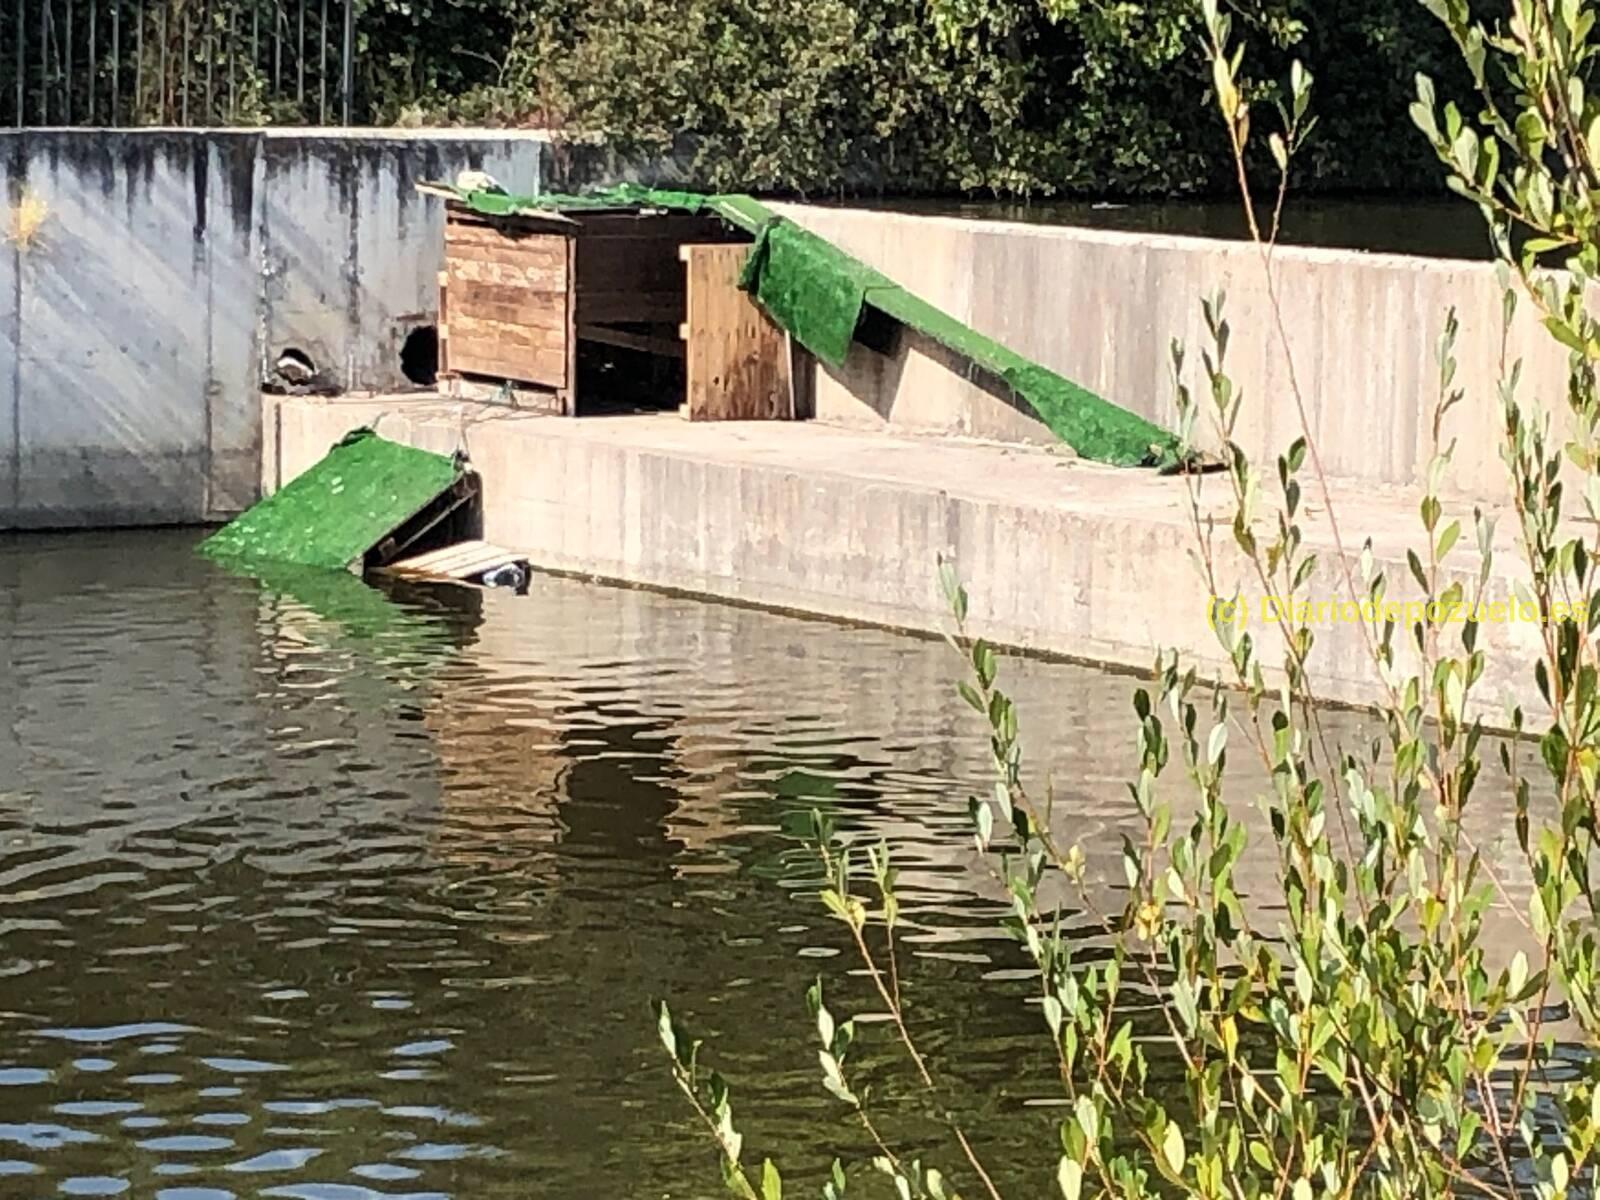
[452,375,566,414]
[437,270,450,376]
[443,211,572,392]
[383,539,528,582]
[577,323,685,358]
[681,243,793,421]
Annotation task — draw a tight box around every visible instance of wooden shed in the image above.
[437,200,793,421]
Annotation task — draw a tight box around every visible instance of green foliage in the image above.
[354,0,525,125]
[2,0,1471,196]
[505,0,1466,195]
[657,0,1600,1197]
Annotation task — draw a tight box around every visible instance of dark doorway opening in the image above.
[575,339,683,416]
[401,326,440,386]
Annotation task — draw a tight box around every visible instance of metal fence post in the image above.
[64,0,73,125]
[109,0,119,125]
[342,0,353,126]
[13,0,24,127]
[38,0,48,126]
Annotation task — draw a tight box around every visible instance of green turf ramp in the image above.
[199,429,463,571]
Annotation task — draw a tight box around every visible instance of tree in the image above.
[472,0,1467,196]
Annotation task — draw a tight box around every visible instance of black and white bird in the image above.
[481,562,529,593]
[454,169,507,196]
[274,348,317,388]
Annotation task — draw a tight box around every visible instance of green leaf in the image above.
[1407,548,1430,593]
[1057,1157,1083,1200]
[657,1002,677,1060]
[1508,950,1528,999]
[1161,1121,1186,1176]
[762,1158,782,1200]
[1436,519,1460,560]
[1543,315,1590,353]
[1075,1095,1098,1142]
[1207,722,1228,765]
[1170,976,1199,1033]
[969,796,994,848]
[1042,994,1064,1036]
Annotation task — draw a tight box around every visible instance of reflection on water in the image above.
[0,529,1537,1197]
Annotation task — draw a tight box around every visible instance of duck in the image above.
[454,169,507,196]
[274,348,317,387]
[480,562,529,594]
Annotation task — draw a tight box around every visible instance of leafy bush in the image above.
[0,0,1473,197]
[509,0,1468,195]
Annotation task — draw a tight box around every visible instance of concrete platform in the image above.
[266,394,1544,720]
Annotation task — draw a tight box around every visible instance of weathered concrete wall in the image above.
[775,204,1565,500]
[0,129,548,529]
[5,171,1567,528]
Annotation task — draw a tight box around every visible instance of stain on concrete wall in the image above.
[0,129,548,530]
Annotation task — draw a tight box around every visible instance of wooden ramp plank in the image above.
[383,540,528,582]
[393,540,493,571]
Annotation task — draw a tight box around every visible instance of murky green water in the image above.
[0,530,1536,1198]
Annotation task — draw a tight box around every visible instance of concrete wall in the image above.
[776,204,1566,500]
[3,160,1568,528]
[0,128,548,529]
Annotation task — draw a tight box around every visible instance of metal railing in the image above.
[3,0,357,128]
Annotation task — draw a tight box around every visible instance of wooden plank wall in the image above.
[441,212,572,391]
[681,242,793,421]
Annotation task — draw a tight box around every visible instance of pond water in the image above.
[0,530,1536,1198]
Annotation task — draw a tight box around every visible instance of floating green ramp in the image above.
[200,429,463,570]
[431,182,1182,469]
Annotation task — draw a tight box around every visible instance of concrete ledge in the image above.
[267,394,1543,721]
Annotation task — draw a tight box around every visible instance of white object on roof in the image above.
[454,169,507,195]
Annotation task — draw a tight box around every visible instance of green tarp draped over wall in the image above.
[200,429,462,570]
[438,183,1182,469]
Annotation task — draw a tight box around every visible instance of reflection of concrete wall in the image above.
[404,568,1540,967]
[0,129,548,529]
[423,651,569,873]
[774,203,1567,502]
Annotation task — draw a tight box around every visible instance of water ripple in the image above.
[0,529,1537,1197]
